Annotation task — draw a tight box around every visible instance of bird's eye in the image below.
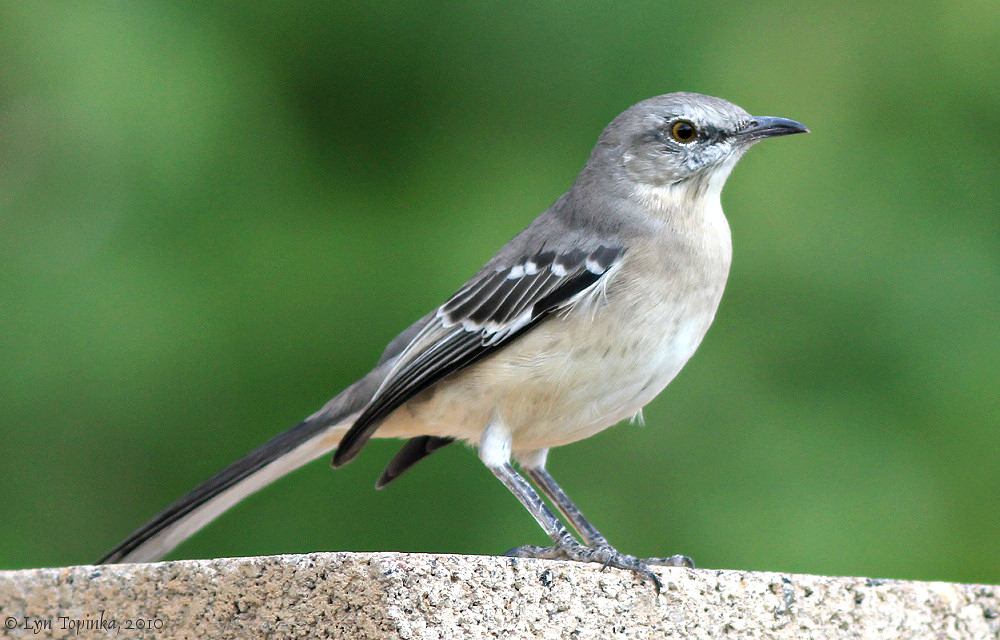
[671,120,697,143]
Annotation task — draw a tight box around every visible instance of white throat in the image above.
[629,153,742,217]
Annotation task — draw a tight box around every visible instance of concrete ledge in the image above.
[1,552,997,639]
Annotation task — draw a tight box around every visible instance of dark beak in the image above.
[735,116,809,142]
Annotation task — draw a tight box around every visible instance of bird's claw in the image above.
[505,541,688,595]
[645,554,695,568]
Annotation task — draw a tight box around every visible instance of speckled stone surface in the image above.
[1,552,997,639]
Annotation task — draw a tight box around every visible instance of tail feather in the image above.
[99,367,386,564]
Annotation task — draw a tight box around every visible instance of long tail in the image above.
[99,366,386,564]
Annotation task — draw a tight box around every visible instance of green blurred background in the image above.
[1,2,997,586]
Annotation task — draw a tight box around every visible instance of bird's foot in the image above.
[506,541,672,594]
[644,554,695,568]
[505,544,570,560]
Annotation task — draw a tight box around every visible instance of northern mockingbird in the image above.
[100,92,807,591]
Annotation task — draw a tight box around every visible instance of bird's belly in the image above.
[500,303,713,450]
[390,291,719,453]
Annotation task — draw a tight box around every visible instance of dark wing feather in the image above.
[332,244,624,468]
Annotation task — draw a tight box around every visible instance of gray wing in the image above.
[332,244,623,467]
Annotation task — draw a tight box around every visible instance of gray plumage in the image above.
[100,93,807,590]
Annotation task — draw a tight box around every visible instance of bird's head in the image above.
[589,92,807,205]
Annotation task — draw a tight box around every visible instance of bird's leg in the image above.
[522,465,611,548]
[522,458,694,571]
[479,421,666,591]
[487,461,665,593]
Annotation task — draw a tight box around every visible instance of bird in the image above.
[99,92,807,592]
